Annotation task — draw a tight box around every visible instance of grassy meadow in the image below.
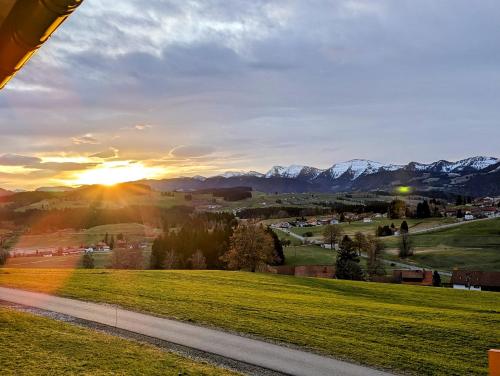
[0,307,236,376]
[383,218,500,271]
[10,223,160,251]
[289,217,457,239]
[283,245,336,265]
[1,269,498,375]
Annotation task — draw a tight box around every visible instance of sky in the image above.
[1,0,500,189]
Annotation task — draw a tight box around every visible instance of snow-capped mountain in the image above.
[142,156,500,196]
[322,159,385,180]
[265,165,323,179]
[220,171,264,178]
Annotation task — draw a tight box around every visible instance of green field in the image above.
[1,269,498,375]
[284,245,336,265]
[290,217,457,238]
[5,250,152,269]
[1,307,236,375]
[10,223,160,251]
[383,218,500,271]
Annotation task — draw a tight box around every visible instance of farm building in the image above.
[451,270,500,292]
[267,265,335,279]
[393,269,433,286]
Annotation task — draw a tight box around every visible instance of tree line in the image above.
[150,213,285,270]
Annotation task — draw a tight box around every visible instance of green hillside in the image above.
[1,269,498,375]
[1,307,236,375]
[384,218,500,271]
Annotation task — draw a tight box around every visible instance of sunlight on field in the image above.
[1,269,498,375]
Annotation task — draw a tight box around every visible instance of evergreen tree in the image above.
[335,235,364,280]
[398,233,413,258]
[432,271,441,287]
[400,220,409,234]
[82,253,94,269]
[266,227,285,265]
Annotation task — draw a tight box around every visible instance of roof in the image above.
[0,0,83,89]
[394,269,430,279]
[451,270,500,287]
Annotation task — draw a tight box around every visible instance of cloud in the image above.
[1,0,500,189]
[71,134,99,145]
[90,148,119,159]
[169,145,216,159]
[134,124,152,130]
[33,162,99,171]
[0,154,42,166]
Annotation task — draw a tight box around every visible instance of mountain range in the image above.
[143,156,500,197]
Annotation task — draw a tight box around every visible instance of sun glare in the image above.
[69,162,164,186]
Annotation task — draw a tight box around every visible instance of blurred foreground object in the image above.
[490,349,500,376]
[0,0,83,89]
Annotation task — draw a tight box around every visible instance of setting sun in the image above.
[69,162,165,186]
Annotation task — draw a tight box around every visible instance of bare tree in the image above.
[163,250,177,269]
[398,233,413,258]
[110,247,143,269]
[322,224,344,250]
[366,235,386,277]
[221,223,275,272]
[353,232,369,256]
[189,250,207,270]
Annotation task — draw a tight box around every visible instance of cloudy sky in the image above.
[1,0,500,189]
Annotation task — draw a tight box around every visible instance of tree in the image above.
[189,250,207,270]
[266,228,285,265]
[0,249,9,266]
[104,232,109,245]
[366,236,386,277]
[117,233,124,241]
[323,224,344,249]
[400,220,409,234]
[110,247,143,269]
[389,199,406,219]
[82,253,95,269]
[335,235,364,280]
[353,232,369,256]
[221,223,275,272]
[432,271,441,287]
[416,200,431,218]
[456,209,464,218]
[163,250,178,269]
[398,232,413,258]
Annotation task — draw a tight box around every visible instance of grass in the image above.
[284,245,336,265]
[290,217,457,239]
[1,269,498,375]
[0,306,237,375]
[5,250,151,269]
[383,218,500,271]
[10,223,160,252]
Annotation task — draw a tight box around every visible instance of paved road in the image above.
[0,287,393,376]
[275,227,306,243]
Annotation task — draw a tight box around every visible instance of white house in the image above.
[363,217,372,223]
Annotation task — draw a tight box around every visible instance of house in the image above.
[451,270,500,292]
[363,217,372,223]
[267,265,335,279]
[321,243,339,250]
[393,269,433,286]
[464,212,474,221]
